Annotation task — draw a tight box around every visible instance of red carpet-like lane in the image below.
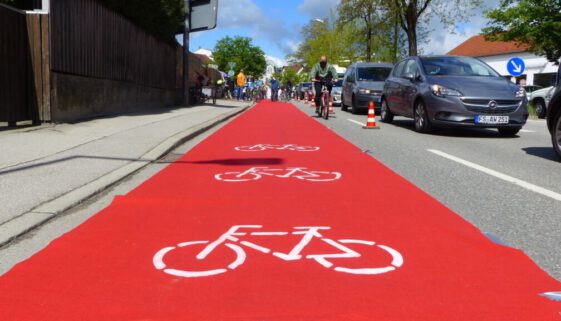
[0,101,559,320]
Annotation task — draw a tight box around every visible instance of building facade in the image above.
[448,35,558,88]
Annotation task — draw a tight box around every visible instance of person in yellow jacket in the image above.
[236,69,246,101]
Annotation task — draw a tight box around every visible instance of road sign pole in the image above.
[182,6,191,106]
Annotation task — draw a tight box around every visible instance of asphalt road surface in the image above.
[1,101,559,287]
[296,101,561,282]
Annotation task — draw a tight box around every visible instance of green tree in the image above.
[101,0,184,43]
[280,67,300,85]
[483,0,561,63]
[338,0,408,62]
[213,36,267,78]
[388,0,482,56]
[290,15,363,68]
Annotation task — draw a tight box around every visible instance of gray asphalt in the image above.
[296,101,561,281]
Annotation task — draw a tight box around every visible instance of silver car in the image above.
[381,56,528,136]
[331,79,344,106]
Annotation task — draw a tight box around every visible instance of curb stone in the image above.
[0,104,252,247]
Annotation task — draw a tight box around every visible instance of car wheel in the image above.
[414,100,431,133]
[534,99,547,119]
[341,94,348,111]
[351,95,359,114]
[552,109,561,160]
[498,127,521,137]
[380,99,394,123]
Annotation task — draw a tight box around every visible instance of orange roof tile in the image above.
[447,35,530,57]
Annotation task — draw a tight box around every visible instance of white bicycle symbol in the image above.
[153,225,404,278]
[234,144,320,152]
[214,167,341,182]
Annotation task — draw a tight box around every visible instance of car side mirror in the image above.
[403,73,415,81]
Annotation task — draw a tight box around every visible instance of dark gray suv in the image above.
[546,65,561,159]
[341,62,394,114]
[381,56,528,136]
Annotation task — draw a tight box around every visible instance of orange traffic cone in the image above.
[363,101,379,129]
[329,97,335,114]
[304,95,308,104]
[311,98,316,109]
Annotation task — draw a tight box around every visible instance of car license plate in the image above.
[475,115,509,124]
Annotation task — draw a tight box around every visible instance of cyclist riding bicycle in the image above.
[309,56,338,114]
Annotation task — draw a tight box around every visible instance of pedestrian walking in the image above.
[236,69,246,101]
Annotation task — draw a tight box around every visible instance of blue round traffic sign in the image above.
[507,57,525,77]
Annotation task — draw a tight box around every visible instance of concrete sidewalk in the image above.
[0,100,251,245]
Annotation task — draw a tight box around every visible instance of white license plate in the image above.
[475,115,509,124]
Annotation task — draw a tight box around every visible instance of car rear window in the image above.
[357,67,392,81]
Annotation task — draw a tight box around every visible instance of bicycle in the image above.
[234,144,320,152]
[153,225,404,278]
[214,167,341,182]
[315,78,332,120]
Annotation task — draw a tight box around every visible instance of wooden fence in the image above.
[0,4,37,125]
[50,0,177,90]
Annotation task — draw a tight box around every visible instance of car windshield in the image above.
[357,67,392,81]
[420,57,501,77]
[333,79,343,87]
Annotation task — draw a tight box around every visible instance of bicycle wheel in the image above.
[322,95,329,120]
[301,171,341,182]
[153,241,245,278]
[331,240,403,275]
[215,172,261,182]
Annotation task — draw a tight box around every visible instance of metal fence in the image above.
[0,4,36,125]
[50,0,177,90]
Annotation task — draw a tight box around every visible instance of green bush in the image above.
[0,0,185,43]
[0,0,34,10]
[101,0,184,43]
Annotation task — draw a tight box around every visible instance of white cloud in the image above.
[266,55,287,67]
[217,0,293,55]
[298,0,340,20]
[421,0,500,55]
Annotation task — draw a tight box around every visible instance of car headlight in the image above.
[431,84,462,97]
[359,89,372,94]
[516,87,526,98]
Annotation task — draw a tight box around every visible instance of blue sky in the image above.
[182,0,500,66]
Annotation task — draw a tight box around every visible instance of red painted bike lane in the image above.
[0,101,559,320]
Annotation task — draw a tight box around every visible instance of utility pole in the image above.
[182,4,191,106]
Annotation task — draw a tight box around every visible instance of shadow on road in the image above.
[522,147,559,162]
[185,158,285,166]
[389,119,519,138]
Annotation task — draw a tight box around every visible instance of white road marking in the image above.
[347,119,365,126]
[520,129,535,133]
[428,149,561,202]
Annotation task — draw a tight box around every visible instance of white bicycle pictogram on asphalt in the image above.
[234,144,320,152]
[153,225,404,278]
[214,167,341,182]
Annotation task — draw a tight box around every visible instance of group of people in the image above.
[216,55,337,108]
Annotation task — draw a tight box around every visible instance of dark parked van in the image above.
[341,62,394,114]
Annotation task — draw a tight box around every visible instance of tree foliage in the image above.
[213,36,267,78]
[0,0,29,9]
[290,15,364,68]
[338,0,407,62]
[483,0,561,63]
[101,0,184,43]
[0,0,184,43]
[388,0,482,56]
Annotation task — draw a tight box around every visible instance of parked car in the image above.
[381,56,528,136]
[546,66,561,159]
[530,86,555,119]
[296,82,312,100]
[341,62,394,114]
[331,79,344,106]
